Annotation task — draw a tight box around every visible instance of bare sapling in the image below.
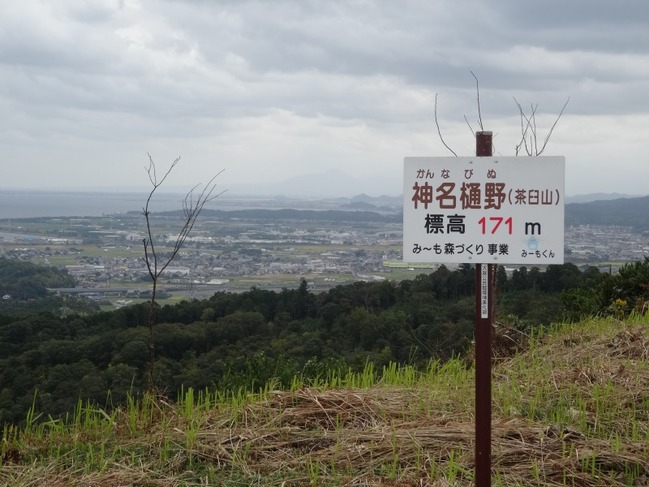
[142,153,225,389]
[434,71,569,157]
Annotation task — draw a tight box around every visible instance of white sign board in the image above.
[403,156,565,265]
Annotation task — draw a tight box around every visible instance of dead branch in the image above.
[434,93,458,157]
[538,97,570,155]
[514,98,537,156]
[514,97,569,156]
[464,114,476,139]
[470,70,484,132]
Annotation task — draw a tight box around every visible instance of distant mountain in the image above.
[565,195,649,229]
[566,193,643,204]
[350,193,401,205]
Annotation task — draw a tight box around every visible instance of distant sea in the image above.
[0,189,198,219]
[0,189,323,219]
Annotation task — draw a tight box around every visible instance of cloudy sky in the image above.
[1,0,648,198]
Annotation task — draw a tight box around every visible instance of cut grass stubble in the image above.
[1,315,648,486]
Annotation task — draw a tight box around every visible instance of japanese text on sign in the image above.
[403,156,565,265]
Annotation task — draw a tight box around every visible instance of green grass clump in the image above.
[1,315,648,486]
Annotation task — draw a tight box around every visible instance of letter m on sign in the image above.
[525,221,542,235]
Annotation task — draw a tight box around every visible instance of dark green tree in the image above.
[602,258,649,315]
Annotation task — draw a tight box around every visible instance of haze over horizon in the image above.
[1,1,648,198]
[2,168,647,203]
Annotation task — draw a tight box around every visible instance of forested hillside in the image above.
[0,257,98,317]
[0,256,75,299]
[565,195,649,229]
[2,258,648,427]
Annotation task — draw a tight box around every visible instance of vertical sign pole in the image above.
[475,131,493,487]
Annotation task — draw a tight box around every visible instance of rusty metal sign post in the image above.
[474,131,493,487]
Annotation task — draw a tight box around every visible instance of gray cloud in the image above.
[0,0,647,196]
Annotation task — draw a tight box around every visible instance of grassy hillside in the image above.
[1,315,648,486]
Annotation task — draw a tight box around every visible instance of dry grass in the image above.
[1,315,648,486]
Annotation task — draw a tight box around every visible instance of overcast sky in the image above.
[1,0,648,198]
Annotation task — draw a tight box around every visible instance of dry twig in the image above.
[434,93,458,157]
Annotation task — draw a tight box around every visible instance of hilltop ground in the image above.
[1,315,648,486]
